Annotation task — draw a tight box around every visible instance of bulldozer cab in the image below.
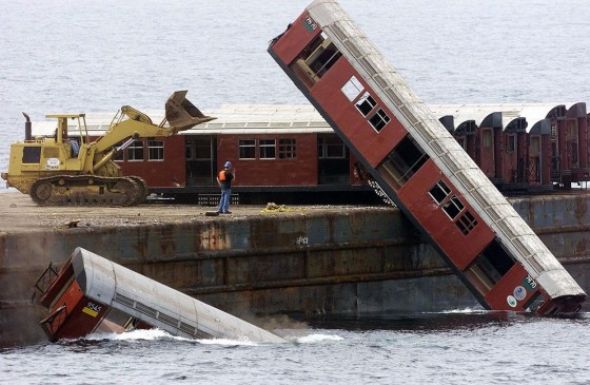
[163,90,216,132]
[45,114,87,158]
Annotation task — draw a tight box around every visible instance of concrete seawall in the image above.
[1,192,589,347]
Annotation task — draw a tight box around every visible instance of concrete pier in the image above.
[1,191,589,347]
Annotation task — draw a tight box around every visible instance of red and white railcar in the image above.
[27,101,589,201]
[267,0,586,314]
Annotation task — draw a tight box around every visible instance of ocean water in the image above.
[2,1,590,383]
[2,311,590,385]
[2,0,590,182]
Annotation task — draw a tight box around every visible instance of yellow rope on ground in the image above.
[260,202,304,214]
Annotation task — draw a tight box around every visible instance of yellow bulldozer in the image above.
[1,91,215,206]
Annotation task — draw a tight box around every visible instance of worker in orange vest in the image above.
[217,161,234,214]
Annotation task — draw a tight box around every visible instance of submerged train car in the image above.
[267,0,586,314]
[35,247,284,343]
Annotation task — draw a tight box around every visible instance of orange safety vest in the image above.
[218,170,233,184]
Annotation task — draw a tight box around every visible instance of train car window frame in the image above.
[194,137,213,160]
[341,76,364,102]
[456,211,478,235]
[378,135,429,188]
[368,109,391,132]
[259,139,276,160]
[318,136,346,159]
[114,141,125,162]
[305,39,342,79]
[466,240,516,295]
[292,34,342,86]
[355,92,376,117]
[442,196,464,220]
[429,180,471,228]
[278,138,296,159]
[147,140,164,161]
[239,139,256,160]
[127,140,144,162]
[429,181,451,204]
[507,134,516,153]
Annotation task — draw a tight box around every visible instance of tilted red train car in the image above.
[267,0,585,314]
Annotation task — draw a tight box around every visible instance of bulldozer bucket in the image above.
[165,90,216,132]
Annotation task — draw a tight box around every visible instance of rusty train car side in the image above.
[267,0,585,314]
[438,103,590,192]
[24,102,589,204]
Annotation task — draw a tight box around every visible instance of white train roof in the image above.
[30,102,585,136]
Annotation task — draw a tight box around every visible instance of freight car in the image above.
[23,102,590,203]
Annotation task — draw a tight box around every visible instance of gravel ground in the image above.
[0,191,387,233]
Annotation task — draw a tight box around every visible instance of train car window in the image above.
[442,196,464,219]
[260,139,276,159]
[550,122,557,138]
[355,92,376,116]
[318,136,346,159]
[341,76,363,101]
[148,140,164,161]
[307,41,342,79]
[429,181,451,203]
[278,139,296,159]
[114,141,125,162]
[194,138,212,160]
[378,135,429,188]
[368,109,391,132]
[22,146,41,163]
[466,239,516,295]
[456,211,478,235]
[465,263,494,295]
[239,139,256,159]
[291,35,342,86]
[127,140,144,162]
[507,134,516,153]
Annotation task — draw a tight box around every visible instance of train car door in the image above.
[317,134,349,184]
[185,135,217,187]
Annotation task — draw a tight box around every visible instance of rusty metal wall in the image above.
[1,195,589,347]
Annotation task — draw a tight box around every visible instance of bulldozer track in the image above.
[30,175,146,207]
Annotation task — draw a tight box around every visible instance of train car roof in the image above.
[430,103,581,132]
[30,102,585,136]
